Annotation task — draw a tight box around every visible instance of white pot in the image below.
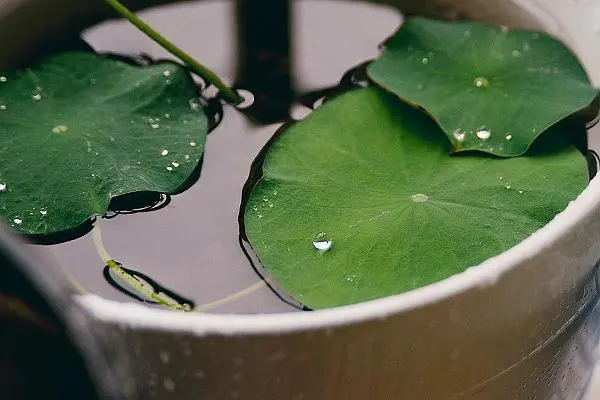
[3,0,600,399]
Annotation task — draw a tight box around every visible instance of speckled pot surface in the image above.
[3,0,600,399]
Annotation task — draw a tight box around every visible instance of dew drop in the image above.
[505,185,511,189]
[163,70,172,77]
[166,166,173,171]
[518,190,523,194]
[164,113,171,119]
[476,129,491,140]
[0,76,6,82]
[474,77,489,88]
[411,193,429,203]
[184,155,190,160]
[0,183,6,191]
[505,134,513,141]
[189,141,197,147]
[453,129,466,142]
[312,232,332,252]
[161,149,169,156]
[189,99,200,110]
[151,123,160,129]
[165,80,171,85]
[52,125,68,133]
[40,210,47,216]
[32,93,42,101]
[499,176,504,180]
[0,105,6,111]
[512,50,521,57]
[90,78,97,85]
[172,162,180,168]
[13,218,22,225]
[421,57,429,64]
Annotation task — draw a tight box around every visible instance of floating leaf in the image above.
[367,17,597,157]
[243,87,587,309]
[0,52,208,235]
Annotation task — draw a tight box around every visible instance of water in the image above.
[474,77,489,87]
[476,128,492,140]
[453,129,466,142]
[312,232,333,252]
[42,0,403,313]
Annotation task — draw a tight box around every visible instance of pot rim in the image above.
[78,168,600,335]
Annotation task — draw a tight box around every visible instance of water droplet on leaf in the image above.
[13,218,22,225]
[0,183,6,191]
[421,57,429,64]
[313,232,332,252]
[505,134,512,140]
[32,93,42,101]
[474,77,489,87]
[476,129,491,140]
[52,125,68,133]
[453,129,466,142]
[161,149,169,156]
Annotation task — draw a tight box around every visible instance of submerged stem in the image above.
[91,225,190,311]
[104,0,242,104]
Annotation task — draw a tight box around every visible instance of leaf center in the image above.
[411,193,429,203]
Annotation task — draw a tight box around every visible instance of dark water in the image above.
[42,0,403,313]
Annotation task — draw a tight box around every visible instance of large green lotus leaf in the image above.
[367,17,597,157]
[243,87,588,309]
[0,52,208,235]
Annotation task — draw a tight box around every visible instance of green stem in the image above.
[104,0,242,105]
